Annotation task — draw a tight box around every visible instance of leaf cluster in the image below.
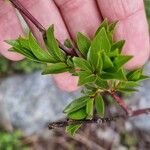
[6,19,148,136]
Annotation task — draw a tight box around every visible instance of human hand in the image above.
[0,0,149,91]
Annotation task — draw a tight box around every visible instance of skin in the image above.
[0,0,149,92]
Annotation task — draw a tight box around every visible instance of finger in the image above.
[97,0,150,70]
[0,0,24,61]
[19,0,78,92]
[19,0,70,43]
[54,0,102,40]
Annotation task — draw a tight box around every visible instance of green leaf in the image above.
[95,95,105,118]
[95,19,108,36]
[101,69,127,81]
[29,33,56,63]
[102,52,114,69]
[42,63,70,74]
[109,49,119,57]
[117,81,139,89]
[66,56,74,67]
[77,32,91,56]
[68,108,87,120]
[64,39,73,48]
[88,28,111,69]
[5,39,21,48]
[86,99,94,119]
[127,69,142,81]
[9,47,42,63]
[73,57,93,71]
[64,96,90,113]
[113,55,133,70]
[95,77,109,89]
[137,75,149,81]
[78,71,97,86]
[111,40,125,52]
[18,37,30,50]
[45,25,66,61]
[66,124,81,136]
[109,21,118,33]
[118,88,138,93]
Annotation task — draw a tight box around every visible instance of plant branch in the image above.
[48,116,120,129]
[9,0,77,56]
[48,107,150,129]
[109,92,132,115]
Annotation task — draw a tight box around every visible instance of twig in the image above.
[109,92,132,115]
[48,107,150,129]
[48,116,123,129]
[9,0,77,56]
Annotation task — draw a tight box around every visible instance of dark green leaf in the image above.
[64,39,73,48]
[45,25,66,61]
[102,52,114,69]
[101,69,127,81]
[66,124,81,136]
[42,63,70,74]
[86,99,94,119]
[77,32,91,56]
[29,33,56,63]
[95,95,105,118]
[78,71,97,86]
[111,40,125,52]
[68,108,87,120]
[73,57,93,71]
[64,96,90,113]
[109,21,118,33]
[113,55,133,70]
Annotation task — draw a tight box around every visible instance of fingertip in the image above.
[53,72,79,92]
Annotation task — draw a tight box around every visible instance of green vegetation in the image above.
[0,55,44,76]
[0,130,30,150]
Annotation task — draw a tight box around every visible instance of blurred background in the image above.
[0,0,150,150]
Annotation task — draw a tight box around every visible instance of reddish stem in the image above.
[9,0,77,56]
[109,92,132,115]
[132,108,150,116]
